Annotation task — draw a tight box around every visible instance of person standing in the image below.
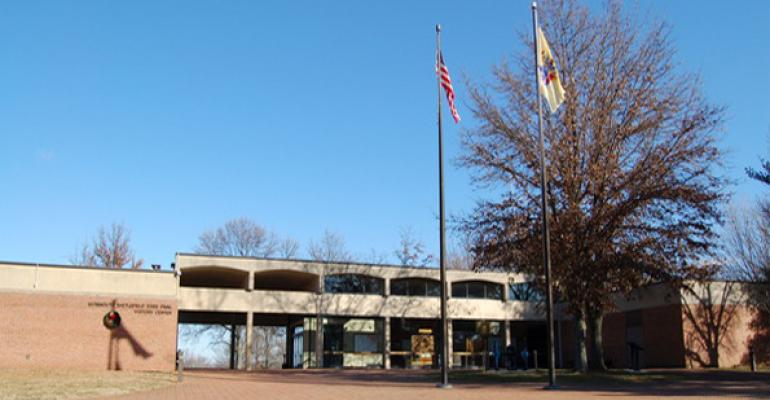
[521,344,530,370]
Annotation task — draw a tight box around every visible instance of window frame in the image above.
[451,280,504,301]
[389,278,441,297]
[324,273,385,295]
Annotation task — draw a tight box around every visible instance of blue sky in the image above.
[1,1,768,268]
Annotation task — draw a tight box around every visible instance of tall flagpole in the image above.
[532,2,558,389]
[436,23,451,389]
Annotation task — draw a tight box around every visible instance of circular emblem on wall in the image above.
[103,311,121,330]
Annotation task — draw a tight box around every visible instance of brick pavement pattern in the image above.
[104,369,768,400]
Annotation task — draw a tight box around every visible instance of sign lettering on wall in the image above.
[87,301,173,316]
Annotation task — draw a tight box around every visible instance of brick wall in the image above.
[681,303,754,368]
[0,291,177,371]
[641,304,686,367]
[558,304,687,369]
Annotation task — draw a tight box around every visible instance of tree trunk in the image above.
[708,347,719,368]
[588,309,607,371]
[574,310,588,373]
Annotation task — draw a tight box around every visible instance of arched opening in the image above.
[180,266,249,289]
[390,278,441,297]
[253,269,320,292]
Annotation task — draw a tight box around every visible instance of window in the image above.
[508,282,544,302]
[324,274,384,295]
[353,334,379,352]
[451,283,465,298]
[451,281,504,301]
[341,319,384,353]
[468,281,485,298]
[391,279,409,295]
[486,283,503,300]
[390,278,441,297]
[426,281,441,297]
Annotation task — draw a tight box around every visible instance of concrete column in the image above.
[246,312,253,371]
[503,279,510,302]
[247,271,254,291]
[446,320,453,369]
[383,317,391,369]
[283,320,294,368]
[556,319,563,368]
[229,325,236,369]
[504,320,512,347]
[384,278,390,296]
[303,317,311,369]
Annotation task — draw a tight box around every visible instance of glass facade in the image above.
[452,320,504,369]
[305,317,385,368]
[389,318,441,369]
[451,281,504,300]
[324,274,384,295]
[508,321,549,370]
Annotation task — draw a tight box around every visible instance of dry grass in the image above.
[0,369,176,400]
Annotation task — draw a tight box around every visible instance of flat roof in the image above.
[175,252,490,272]
[0,260,175,274]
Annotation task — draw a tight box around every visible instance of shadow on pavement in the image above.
[181,368,770,397]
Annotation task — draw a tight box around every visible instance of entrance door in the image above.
[292,326,304,368]
[488,336,502,369]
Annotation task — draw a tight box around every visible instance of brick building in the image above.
[0,254,763,371]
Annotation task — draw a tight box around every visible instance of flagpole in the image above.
[435,23,451,389]
[532,2,558,389]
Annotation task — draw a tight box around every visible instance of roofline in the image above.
[175,252,503,274]
[0,260,174,274]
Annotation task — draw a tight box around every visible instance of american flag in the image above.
[437,52,460,123]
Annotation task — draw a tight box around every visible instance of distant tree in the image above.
[394,227,434,267]
[191,217,298,370]
[71,222,143,269]
[360,248,390,265]
[447,230,475,270]
[253,326,286,369]
[196,218,279,257]
[725,205,770,312]
[277,237,301,259]
[307,230,351,262]
[460,0,727,371]
[182,352,217,369]
[724,153,770,364]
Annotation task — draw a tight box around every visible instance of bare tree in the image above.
[277,237,301,259]
[196,218,279,257]
[71,222,143,269]
[726,151,770,313]
[447,230,475,270]
[724,154,770,365]
[70,242,95,267]
[460,0,726,371]
[394,227,434,267]
[360,248,390,265]
[724,204,770,313]
[190,217,299,370]
[253,326,286,369]
[307,230,351,262]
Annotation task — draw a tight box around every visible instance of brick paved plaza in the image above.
[102,369,769,400]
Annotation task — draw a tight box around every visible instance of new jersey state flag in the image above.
[537,27,565,113]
